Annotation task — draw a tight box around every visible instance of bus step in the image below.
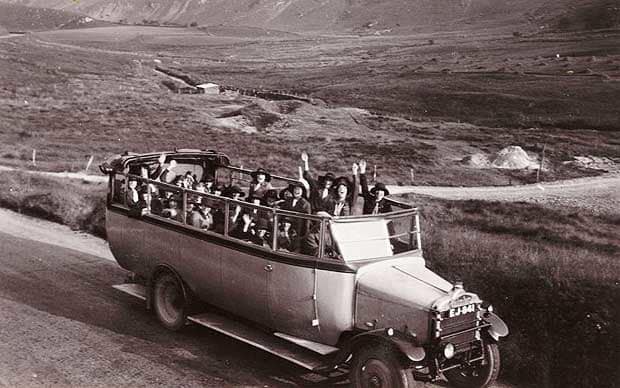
[112,283,147,301]
[188,312,328,371]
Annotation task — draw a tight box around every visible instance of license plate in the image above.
[449,303,476,318]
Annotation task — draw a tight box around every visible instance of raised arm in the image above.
[359,159,370,196]
[349,163,360,214]
[301,152,318,191]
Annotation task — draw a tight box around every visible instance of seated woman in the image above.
[161,198,183,222]
[359,160,392,215]
[250,217,272,248]
[189,201,213,230]
[277,217,299,252]
[301,152,335,213]
[329,163,360,216]
[248,167,273,200]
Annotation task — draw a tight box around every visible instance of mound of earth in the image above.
[461,153,491,168]
[216,100,283,133]
[492,146,539,170]
[554,0,620,32]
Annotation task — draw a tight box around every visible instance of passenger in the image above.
[161,198,183,222]
[226,185,246,225]
[204,175,215,193]
[144,153,167,180]
[126,177,140,208]
[158,159,178,183]
[248,167,273,200]
[300,211,337,257]
[129,186,151,217]
[189,201,213,230]
[250,217,272,247]
[229,213,253,241]
[281,181,311,237]
[183,171,195,189]
[263,189,281,208]
[329,163,360,216]
[277,217,299,252]
[359,160,393,215]
[301,152,335,213]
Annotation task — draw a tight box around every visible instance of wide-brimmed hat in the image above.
[318,172,336,185]
[334,176,352,189]
[227,185,246,197]
[287,181,307,198]
[250,167,271,182]
[370,182,389,196]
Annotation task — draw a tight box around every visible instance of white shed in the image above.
[196,83,220,94]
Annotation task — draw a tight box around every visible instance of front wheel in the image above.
[444,341,501,388]
[349,343,419,388]
[152,272,188,331]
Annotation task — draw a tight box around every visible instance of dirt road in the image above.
[389,173,620,215]
[0,209,517,387]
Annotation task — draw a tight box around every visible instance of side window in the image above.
[228,201,275,249]
[112,173,126,205]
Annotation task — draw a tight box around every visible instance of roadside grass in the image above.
[417,198,619,388]
[0,171,107,237]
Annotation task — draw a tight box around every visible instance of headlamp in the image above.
[443,343,455,359]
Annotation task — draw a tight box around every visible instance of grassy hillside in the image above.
[2,0,618,33]
[0,3,90,32]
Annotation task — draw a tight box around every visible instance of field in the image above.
[1,22,619,388]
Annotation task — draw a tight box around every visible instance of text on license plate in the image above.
[449,303,476,318]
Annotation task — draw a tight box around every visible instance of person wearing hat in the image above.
[329,163,360,216]
[250,217,272,247]
[359,160,393,215]
[281,181,311,238]
[225,185,246,226]
[126,176,140,206]
[277,216,299,252]
[301,152,335,213]
[248,167,273,200]
[189,201,213,230]
[158,159,178,184]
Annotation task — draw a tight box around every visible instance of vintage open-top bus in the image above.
[100,149,508,388]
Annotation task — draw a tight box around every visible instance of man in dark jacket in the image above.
[359,160,392,215]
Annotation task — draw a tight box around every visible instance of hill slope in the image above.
[1,0,617,33]
[0,3,95,31]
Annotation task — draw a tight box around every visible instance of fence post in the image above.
[410,168,415,184]
[85,155,94,173]
[537,143,546,183]
[32,149,36,166]
[373,165,377,182]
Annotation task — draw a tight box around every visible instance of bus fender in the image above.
[338,330,426,365]
[484,312,509,341]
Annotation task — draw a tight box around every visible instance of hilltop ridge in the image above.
[1,0,618,33]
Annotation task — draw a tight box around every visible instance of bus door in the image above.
[267,213,320,342]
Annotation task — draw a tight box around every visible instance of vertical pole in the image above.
[224,200,230,237]
[415,213,422,251]
[272,211,278,250]
[373,164,377,182]
[85,155,94,173]
[182,190,187,224]
[537,144,546,183]
[32,149,36,167]
[410,168,415,184]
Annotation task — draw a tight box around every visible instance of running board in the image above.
[112,283,329,371]
[274,332,339,355]
[188,312,327,371]
[113,283,147,300]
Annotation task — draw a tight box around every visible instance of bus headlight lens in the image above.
[443,343,455,359]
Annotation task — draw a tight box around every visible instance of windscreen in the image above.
[330,219,393,261]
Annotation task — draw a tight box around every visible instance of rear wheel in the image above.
[444,341,500,388]
[350,343,418,388]
[152,272,188,331]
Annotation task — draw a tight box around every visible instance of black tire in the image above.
[152,272,188,331]
[444,342,501,388]
[350,343,419,388]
